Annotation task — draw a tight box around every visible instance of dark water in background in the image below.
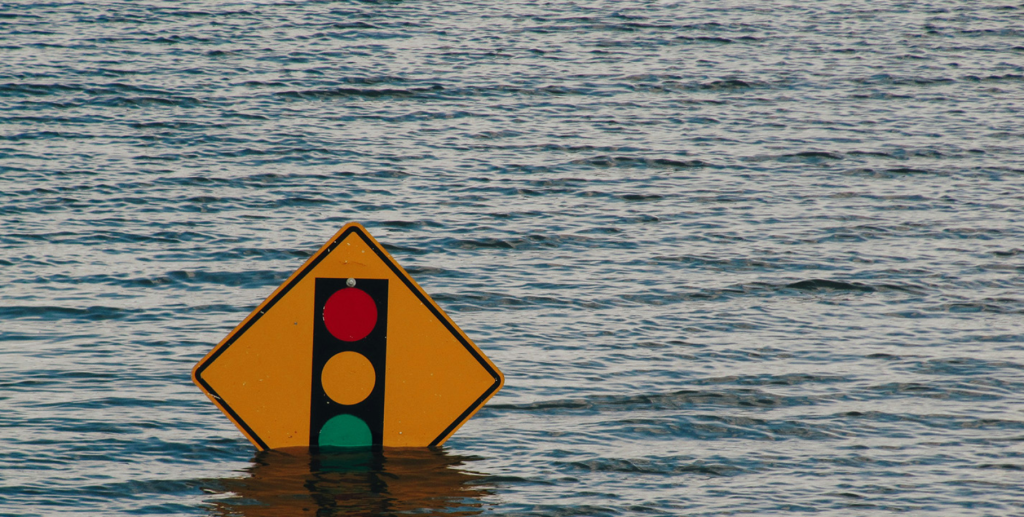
[2,0,1024,515]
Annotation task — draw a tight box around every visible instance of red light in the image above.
[323,287,378,342]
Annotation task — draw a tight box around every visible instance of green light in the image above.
[318,414,372,449]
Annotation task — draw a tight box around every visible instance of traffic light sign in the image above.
[311,278,388,449]
[192,223,503,450]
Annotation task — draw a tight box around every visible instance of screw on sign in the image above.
[192,222,504,450]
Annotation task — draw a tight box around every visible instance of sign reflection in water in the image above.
[207,448,493,516]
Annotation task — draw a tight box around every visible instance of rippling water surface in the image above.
[3,1,1024,515]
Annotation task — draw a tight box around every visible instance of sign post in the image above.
[192,222,504,450]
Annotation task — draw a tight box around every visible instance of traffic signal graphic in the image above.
[311,277,388,450]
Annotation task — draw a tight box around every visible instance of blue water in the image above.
[2,1,1024,515]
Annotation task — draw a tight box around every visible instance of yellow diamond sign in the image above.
[192,222,504,450]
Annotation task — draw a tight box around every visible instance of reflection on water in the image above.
[206,448,492,516]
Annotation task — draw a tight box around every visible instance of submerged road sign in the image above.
[192,222,504,450]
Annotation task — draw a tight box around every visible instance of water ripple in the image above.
[2,0,1023,515]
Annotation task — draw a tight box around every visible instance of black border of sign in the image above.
[194,224,503,450]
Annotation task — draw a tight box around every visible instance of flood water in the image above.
[2,1,1023,515]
